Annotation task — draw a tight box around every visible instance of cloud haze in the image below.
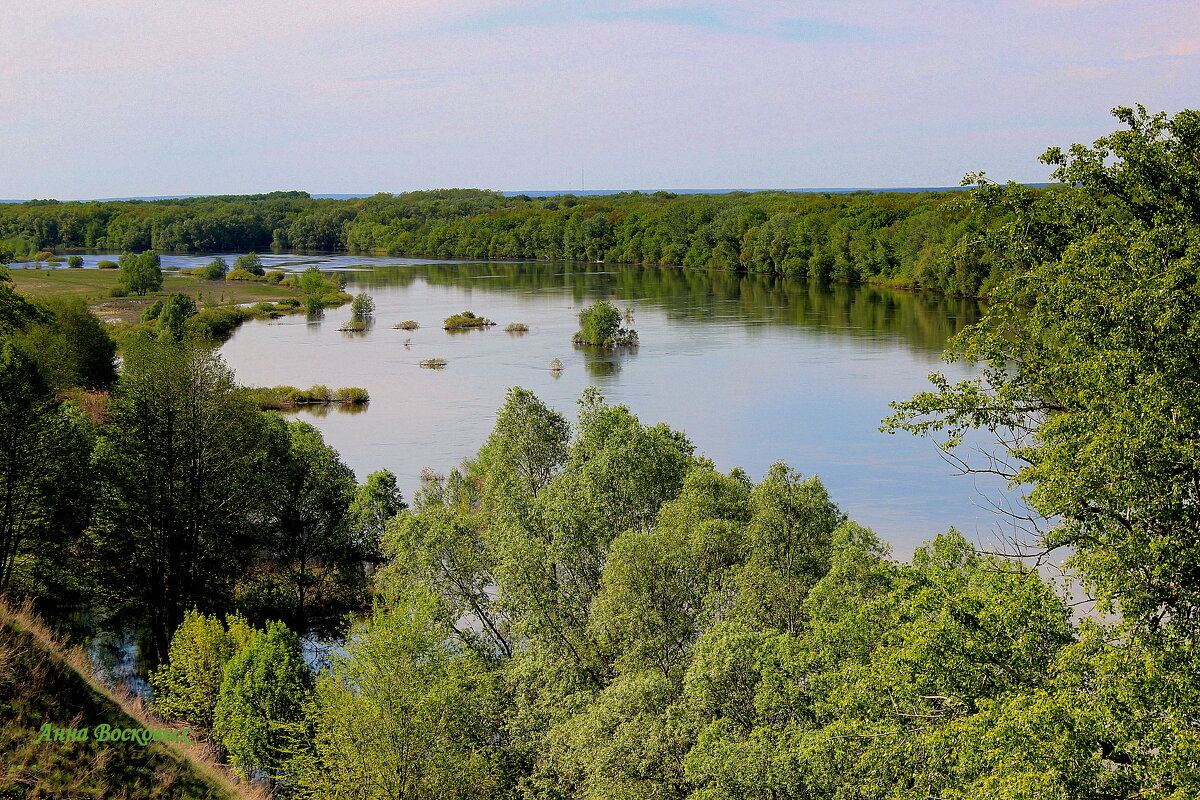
[2,0,1197,198]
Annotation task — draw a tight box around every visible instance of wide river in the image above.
[138,252,1013,558]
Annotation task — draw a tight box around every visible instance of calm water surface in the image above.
[211,254,1015,557]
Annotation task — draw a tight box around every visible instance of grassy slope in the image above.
[9,269,301,322]
[0,599,262,800]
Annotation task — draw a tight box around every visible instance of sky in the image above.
[2,0,1198,199]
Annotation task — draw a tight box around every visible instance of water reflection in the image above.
[218,256,1009,558]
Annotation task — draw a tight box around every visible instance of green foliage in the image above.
[288,587,511,799]
[263,269,285,284]
[66,255,83,268]
[223,268,256,281]
[155,293,197,341]
[0,187,1004,293]
[443,310,494,329]
[394,319,419,329]
[573,300,637,347]
[11,296,117,390]
[196,256,228,280]
[237,419,365,629]
[0,342,95,595]
[347,469,403,561]
[92,338,274,659]
[117,250,163,296]
[150,610,257,732]
[96,259,118,269]
[886,105,1200,629]
[233,252,264,276]
[350,292,374,318]
[213,620,310,780]
[333,386,369,403]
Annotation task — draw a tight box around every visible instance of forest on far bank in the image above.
[2,183,1012,296]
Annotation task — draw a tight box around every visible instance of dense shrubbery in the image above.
[443,310,494,329]
[572,300,637,347]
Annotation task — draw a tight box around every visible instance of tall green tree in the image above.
[289,586,512,799]
[886,105,1200,629]
[11,297,117,390]
[244,418,363,631]
[0,342,94,595]
[117,250,163,296]
[93,337,273,659]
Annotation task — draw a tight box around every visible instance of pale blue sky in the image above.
[2,0,1197,199]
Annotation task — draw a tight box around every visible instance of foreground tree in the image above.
[93,337,273,659]
[213,620,310,781]
[0,343,94,594]
[150,610,257,733]
[886,105,1200,629]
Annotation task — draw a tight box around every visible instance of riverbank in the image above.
[8,268,303,323]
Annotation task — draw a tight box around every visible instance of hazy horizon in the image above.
[4,1,1197,199]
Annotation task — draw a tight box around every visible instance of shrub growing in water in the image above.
[505,322,529,332]
[443,311,494,330]
[334,387,369,403]
[572,300,637,348]
[67,255,83,268]
[97,259,118,269]
[394,320,419,330]
[350,293,375,318]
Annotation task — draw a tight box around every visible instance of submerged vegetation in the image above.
[393,319,419,330]
[244,384,369,410]
[418,357,447,368]
[572,299,638,347]
[442,310,494,330]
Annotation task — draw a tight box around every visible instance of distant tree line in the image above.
[0,187,1022,296]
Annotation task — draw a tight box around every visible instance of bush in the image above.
[443,311,495,330]
[225,269,257,281]
[276,297,301,308]
[307,384,332,403]
[394,320,419,330]
[573,300,638,348]
[350,293,375,318]
[338,320,368,332]
[304,296,325,315]
[183,306,252,341]
[550,358,563,371]
[197,256,228,280]
[67,255,84,268]
[107,286,128,297]
[234,252,265,276]
[505,322,529,332]
[334,387,370,403]
[264,270,285,284]
[419,358,447,368]
[97,259,118,269]
[320,292,351,307]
